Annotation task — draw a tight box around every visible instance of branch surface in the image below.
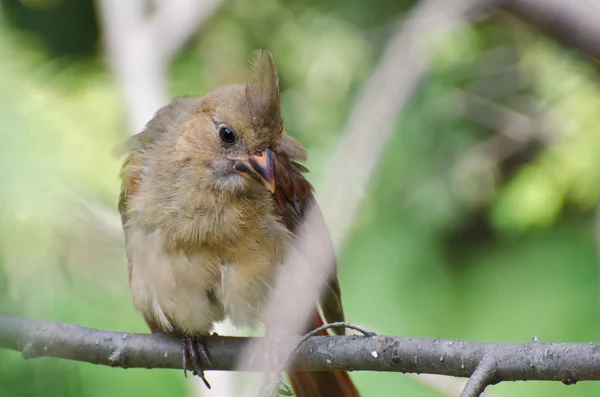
[2,313,600,387]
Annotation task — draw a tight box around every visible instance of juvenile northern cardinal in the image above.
[117,50,360,397]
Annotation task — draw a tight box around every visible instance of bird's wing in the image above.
[118,97,200,282]
[272,151,346,335]
[117,96,201,227]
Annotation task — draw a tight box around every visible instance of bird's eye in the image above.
[218,125,236,144]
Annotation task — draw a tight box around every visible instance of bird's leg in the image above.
[182,336,212,389]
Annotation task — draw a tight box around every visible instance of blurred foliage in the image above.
[2,0,98,57]
[0,0,599,396]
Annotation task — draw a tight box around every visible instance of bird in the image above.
[117,49,360,397]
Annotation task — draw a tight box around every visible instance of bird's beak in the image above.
[233,148,276,193]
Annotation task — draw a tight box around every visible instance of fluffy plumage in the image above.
[118,50,359,396]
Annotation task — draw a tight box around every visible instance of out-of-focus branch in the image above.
[450,90,549,203]
[148,0,223,61]
[3,314,600,395]
[95,0,168,134]
[500,0,600,60]
[318,0,492,244]
[238,0,495,390]
[94,0,224,134]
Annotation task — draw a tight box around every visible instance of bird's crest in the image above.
[245,50,281,129]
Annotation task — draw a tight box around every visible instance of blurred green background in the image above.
[0,0,599,396]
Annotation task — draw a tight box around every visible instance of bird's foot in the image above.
[182,336,212,389]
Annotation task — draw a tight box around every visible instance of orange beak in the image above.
[233,148,276,193]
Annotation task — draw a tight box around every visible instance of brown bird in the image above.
[117,50,360,397]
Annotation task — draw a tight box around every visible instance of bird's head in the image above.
[178,50,296,194]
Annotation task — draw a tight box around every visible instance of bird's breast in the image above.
[126,210,292,335]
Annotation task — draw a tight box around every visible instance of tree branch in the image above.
[500,0,600,60]
[2,313,600,391]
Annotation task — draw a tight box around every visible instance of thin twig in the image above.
[460,357,497,397]
[294,322,377,344]
[267,322,378,385]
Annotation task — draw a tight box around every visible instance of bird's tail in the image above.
[288,311,361,397]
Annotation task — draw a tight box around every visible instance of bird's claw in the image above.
[182,336,212,389]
